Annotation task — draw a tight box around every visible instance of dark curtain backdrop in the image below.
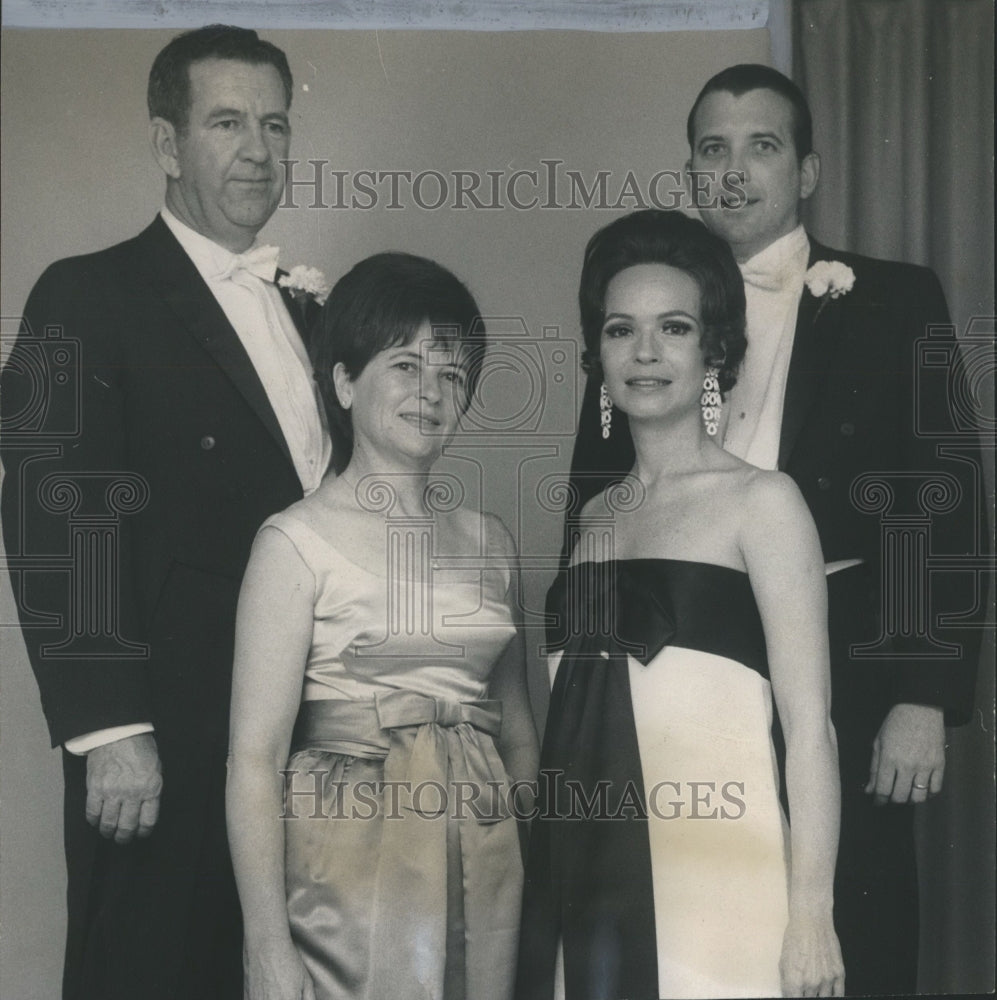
[793,1,995,993]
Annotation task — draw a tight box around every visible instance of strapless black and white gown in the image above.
[517,559,790,1000]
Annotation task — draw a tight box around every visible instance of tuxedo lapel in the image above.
[133,217,296,470]
[778,239,844,469]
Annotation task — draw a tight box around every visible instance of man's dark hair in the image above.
[311,252,487,474]
[147,25,293,131]
[578,210,746,395]
[686,63,813,161]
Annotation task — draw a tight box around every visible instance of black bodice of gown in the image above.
[545,559,769,679]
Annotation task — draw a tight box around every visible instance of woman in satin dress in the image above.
[228,252,539,1000]
[517,210,844,999]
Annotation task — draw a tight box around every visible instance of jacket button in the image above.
[840,422,855,436]
[817,476,831,491]
[200,435,216,450]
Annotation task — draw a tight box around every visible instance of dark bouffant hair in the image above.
[578,209,746,394]
[147,25,293,130]
[310,252,486,473]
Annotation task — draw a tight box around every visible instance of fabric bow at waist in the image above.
[291,690,508,821]
[290,691,522,999]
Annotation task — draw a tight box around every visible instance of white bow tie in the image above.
[738,227,810,294]
[218,244,280,283]
[739,258,794,294]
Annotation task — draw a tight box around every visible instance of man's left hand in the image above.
[865,703,945,805]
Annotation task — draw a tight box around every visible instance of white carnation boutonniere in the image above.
[278,265,331,307]
[805,260,855,318]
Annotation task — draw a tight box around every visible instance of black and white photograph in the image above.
[0,2,993,998]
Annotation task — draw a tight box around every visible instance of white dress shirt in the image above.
[65,211,331,755]
[722,224,810,470]
[721,224,861,577]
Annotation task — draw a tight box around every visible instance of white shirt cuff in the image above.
[825,558,864,575]
[64,723,155,756]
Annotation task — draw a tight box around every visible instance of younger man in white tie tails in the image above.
[1,25,329,999]
[568,64,983,994]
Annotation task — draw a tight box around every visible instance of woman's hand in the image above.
[779,911,844,997]
[245,938,316,1000]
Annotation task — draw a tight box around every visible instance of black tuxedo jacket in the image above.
[1,216,311,752]
[567,237,984,727]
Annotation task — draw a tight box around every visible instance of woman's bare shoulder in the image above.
[740,468,806,513]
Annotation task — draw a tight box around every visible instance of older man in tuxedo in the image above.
[1,26,329,999]
[568,64,982,995]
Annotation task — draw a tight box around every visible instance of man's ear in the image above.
[332,362,353,410]
[799,151,820,201]
[149,117,182,179]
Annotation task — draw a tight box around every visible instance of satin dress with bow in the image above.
[517,560,790,1000]
[262,510,523,1000]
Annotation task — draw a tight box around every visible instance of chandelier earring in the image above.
[701,365,722,437]
[599,382,613,439]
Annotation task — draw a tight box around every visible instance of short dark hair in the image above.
[311,252,487,473]
[687,63,813,161]
[147,25,293,130]
[579,210,746,395]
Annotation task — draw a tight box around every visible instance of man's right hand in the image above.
[85,733,162,844]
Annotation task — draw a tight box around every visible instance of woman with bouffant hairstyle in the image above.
[518,211,843,999]
[229,252,537,1000]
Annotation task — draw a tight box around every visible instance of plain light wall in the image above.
[0,26,770,999]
